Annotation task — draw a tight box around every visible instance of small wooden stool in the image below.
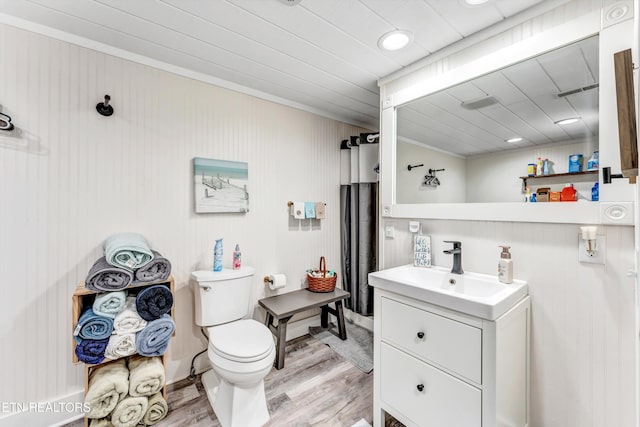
[258,288,350,369]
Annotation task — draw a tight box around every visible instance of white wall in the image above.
[395,140,466,203]
[383,219,636,427]
[466,139,599,203]
[0,22,366,423]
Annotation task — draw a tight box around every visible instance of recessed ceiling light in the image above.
[462,0,490,5]
[506,137,523,143]
[555,117,581,125]
[378,30,413,51]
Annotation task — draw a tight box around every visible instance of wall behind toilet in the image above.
[0,22,367,416]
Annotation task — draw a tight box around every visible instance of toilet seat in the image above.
[208,319,274,363]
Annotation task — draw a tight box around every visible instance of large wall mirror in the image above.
[396,36,599,204]
[380,9,635,224]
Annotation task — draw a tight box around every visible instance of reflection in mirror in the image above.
[396,36,599,204]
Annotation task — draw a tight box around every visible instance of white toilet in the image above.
[192,267,275,427]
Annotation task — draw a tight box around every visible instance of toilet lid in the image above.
[208,319,274,362]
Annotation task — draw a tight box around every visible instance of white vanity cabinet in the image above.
[373,289,530,427]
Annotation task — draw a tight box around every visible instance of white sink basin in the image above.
[368,265,527,320]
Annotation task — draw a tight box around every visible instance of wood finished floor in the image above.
[66,334,378,427]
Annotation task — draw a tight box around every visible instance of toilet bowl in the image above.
[192,267,275,427]
[201,319,276,427]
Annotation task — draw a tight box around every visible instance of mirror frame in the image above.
[379,8,635,225]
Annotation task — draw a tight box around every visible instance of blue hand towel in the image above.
[136,315,175,357]
[103,233,154,271]
[75,338,109,365]
[74,308,114,343]
[135,285,173,321]
[304,202,316,219]
[92,291,127,319]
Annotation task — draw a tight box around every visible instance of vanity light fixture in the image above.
[506,137,523,143]
[378,30,413,51]
[554,117,580,125]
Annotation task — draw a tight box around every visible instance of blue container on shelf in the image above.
[568,154,583,173]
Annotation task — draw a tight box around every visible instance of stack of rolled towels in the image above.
[85,233,172,292]
[75,233,175,364]
[75,284,175,364]
[85,357,169,427]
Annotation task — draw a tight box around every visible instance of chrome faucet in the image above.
[443,241,463,275]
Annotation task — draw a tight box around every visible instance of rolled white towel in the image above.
[105,333,137,360]
[113,297,147,335]
[129,356,165,397]
[85,359,129,419]
[110,395,148,427]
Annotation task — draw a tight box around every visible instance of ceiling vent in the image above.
[279,0,303,5]
[461,96,499,110]
[557,83,599,98]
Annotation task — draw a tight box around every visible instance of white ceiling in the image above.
[398,35,599,156]
[0,0,548,130]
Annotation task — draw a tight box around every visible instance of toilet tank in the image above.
[192,267,256,327]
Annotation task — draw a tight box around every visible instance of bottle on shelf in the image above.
[536,157,543,176]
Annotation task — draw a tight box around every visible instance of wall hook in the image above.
[96,95,114,117]
[407,163,424,171]
[0,112,14,131]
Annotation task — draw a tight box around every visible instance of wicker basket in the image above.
[307,256,337,293]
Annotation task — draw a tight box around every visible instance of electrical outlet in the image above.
[578,235,606,264]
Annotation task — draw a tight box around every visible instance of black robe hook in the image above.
[96,95,114,117]
[0,112,14,131]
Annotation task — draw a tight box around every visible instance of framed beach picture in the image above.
[193,157,249,213]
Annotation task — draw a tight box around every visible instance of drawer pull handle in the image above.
[417,331,425,339]
[416,384,424,392]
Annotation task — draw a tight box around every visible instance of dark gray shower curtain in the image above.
[340,136,378,316]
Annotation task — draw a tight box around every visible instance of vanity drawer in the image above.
[380,342,481,427]
[380,297,482,383]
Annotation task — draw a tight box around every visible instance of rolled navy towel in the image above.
[135,315,174,357]
[74,308,114,343]
[135,285,173,321]
[85,257,134,292]
[93,291,128,319]
[75,338,109,365]
[134,251,171,283]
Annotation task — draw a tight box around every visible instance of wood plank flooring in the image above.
[65,334,376,427]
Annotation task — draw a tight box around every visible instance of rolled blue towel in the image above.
[74,308,114,343]
[135,285,173,322]
[134,251,171,283]
[136,315,175,356]
[85,257,134,292]
[93,291,128,319]
[103,233,154,271]
[75,338,109,365]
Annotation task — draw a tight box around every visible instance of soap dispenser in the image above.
[498,246,513,284]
